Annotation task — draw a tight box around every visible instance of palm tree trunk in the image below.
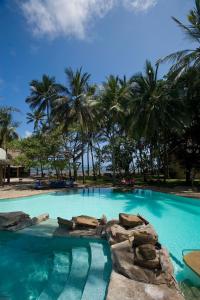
[68,161,72,178]
[150,144,154,175]
[47,103,51,127]
[7,164,10,184]
[90,142,96,180]
[111,143,116,184]
[87,142,90,177]
[0,165,3,186]
[81,134,85,184]
[81,149,85,184]
[73,159,77,180]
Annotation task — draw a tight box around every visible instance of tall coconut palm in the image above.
[129,61,183,179]
[54,67,96,183]
[158,0,200,78]
[26,75,64,127]
[128,60,160,138]
[99,75,131,182]
[27,110,46,132]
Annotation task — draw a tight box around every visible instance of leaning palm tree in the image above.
[158,0,200,78]
[26,75,64,127]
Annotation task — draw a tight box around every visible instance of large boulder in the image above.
[137,244,157,260]
[134,247,161,270]
[0,211,31,230]
[72,215,99,228]
[112,240,152,283]
[106,271,184,300]
[119,213,143,228]
[112,240,173,285]
[132,224,158,246]
[106,224,134,244]
[57,217,74,230]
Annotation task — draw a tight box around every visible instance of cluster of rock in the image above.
[57,213,184,300]
[0,211,49,231]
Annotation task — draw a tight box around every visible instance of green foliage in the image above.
[6,0,198,186]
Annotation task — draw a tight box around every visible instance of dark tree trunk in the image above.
[68,161,72,178]
[186,167,192,185]
[7,165,10,184]
[0,166,3,186]
[40,164,44,177]
[90,142,96,180]
[150,145,154,175]
[87,143,90,177]
[73,159,77,180]
[81,138,85,184]
[111,147,116,184]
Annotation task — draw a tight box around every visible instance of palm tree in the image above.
[129,61,183,179]
[27,111,46,132]
[54,67,96,183]
[128,60,160,138]
[0,106,19,185]
[26,75,64,127]
[99,75,131,182]
[0,106,19,149]
[158,0,200,78]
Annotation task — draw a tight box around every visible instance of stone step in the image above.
[58,247,89,300]
[38,252,71,300]
[81,242,110,300]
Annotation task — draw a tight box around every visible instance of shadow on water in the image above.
[51,188,166,218]
[30,187,200,219]
[109,189,166,218]
[170,252,184,269]
[163,200,200,216]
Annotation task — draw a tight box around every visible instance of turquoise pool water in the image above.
[0,232,112,300]
[0,188,200,281]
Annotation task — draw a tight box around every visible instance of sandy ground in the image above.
[0,178,200,200]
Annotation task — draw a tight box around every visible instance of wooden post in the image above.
[7,164,10,184]
[0,165,3,186]
[17,167,20,178]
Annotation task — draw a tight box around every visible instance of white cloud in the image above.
[20,0,158,40]
[122,0,157,12]
[25,130,32,138]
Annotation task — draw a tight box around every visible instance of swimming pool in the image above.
[0,188,200,281]
[0,232,112,300]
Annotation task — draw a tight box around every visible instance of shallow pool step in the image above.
[81,242,109,300]
[38,252,71,300]
[58,247,89,300]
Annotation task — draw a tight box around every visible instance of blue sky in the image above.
[0,0,194,137]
